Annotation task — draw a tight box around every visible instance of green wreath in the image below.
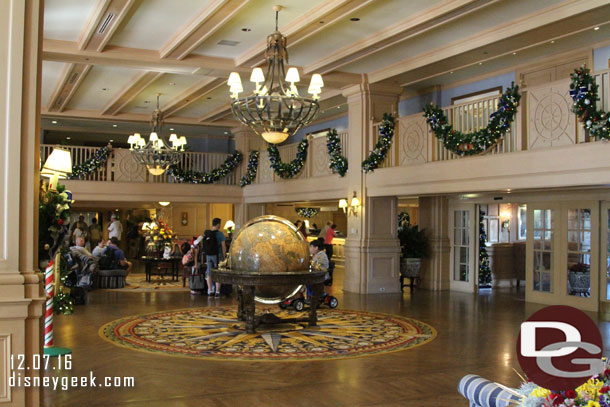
[68,145,112,179]
[570,66,610,140]
[362,113,395,173]
[168,151,242,184]
[267,138,308,179]
[239,150,259,187]
[423,83,521,156]
[326,129,348,177]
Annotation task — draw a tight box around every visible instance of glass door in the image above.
[601,202,610,304]
[526,204,558,305]
[526,202,599,311]
[450,204,476,292]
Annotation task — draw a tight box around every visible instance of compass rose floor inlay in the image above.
[99,307,436,361]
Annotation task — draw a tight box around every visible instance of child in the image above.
[307,239,329,299]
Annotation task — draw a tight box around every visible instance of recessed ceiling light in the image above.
[594,26,600,30]
[478,62,483,65]
[550,40,555,44]
[51,120,58,124]
[350,17,360,22]
[449,71,454,74]
[241,28,251,32]
[223,131,229,134]
[109,139,114,143]
[112,124,117,127]
[512,52,517,55]
[170,128,174,131]
[66,136,71,140]
[337,106,341,109]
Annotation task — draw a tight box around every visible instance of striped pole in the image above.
[44,260,54,348]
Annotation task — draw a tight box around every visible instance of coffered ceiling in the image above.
[41,0,610,144]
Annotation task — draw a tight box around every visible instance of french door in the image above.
[450,203,477,292]
[526,202,599,312]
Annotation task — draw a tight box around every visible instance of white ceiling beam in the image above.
[78,0,137,52]
[46,63,92,112]
[369,0,610,84]
[235,0,374,68]
[304,0,500,75]
[43,39,244,77]
[163,78,226,118]
[160,0,251,60]
[101,71,165,115]
[41,108,238,128]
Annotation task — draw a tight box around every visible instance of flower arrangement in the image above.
[143,219,175,252]
[512,363,610,407]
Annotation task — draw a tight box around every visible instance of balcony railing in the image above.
[44,68,609,186]
[40,145,238,185]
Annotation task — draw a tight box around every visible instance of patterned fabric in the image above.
[458,375,521,407]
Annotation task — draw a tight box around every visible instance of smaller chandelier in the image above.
[128,94,186,176]
[227,5,324,144]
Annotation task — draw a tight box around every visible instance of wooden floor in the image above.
[42,272,610,407]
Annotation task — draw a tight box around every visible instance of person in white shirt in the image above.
[92,239,106,260]
[108,214,123,242]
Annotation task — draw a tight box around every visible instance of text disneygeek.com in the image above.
[9,354,135,390]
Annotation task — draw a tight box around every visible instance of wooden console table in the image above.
[141,256,181,282]
[211,269,327,334]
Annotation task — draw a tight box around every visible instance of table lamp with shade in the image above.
[41,148,72,191]
[224,220,236,236]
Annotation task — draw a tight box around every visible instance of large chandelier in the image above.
[128,94,186,176]
[227,6,324,144]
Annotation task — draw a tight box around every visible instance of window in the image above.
[567,209,591,297]
[533,209,553,292]
[453,210,470,282]
[518,204,527,240]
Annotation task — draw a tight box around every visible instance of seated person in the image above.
[104,237,133,275]
[304,239,329,299]
[71,236,94,259]
[91,239,106,260]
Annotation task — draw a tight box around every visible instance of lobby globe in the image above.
[228,215,310,304]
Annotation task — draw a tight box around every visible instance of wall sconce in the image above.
[500,206,512,230]
[158,201,170,206]
[338,192,361,216]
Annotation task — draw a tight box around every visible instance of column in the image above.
[341,81,402,294]
[1,1,45,406]
[418,196,451,290]
[232,126,265,230]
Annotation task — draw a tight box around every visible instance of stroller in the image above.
[279,261,338,311]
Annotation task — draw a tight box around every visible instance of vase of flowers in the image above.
[142,218,175,256]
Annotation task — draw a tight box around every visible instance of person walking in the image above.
[203,218,226,297]
[89,217,102,248]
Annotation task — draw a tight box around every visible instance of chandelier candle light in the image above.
[228,5,324,144]
[129,94,186,176]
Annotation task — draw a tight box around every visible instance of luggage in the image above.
[189,273,207,291]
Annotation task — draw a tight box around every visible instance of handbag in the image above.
[189,273,206,290]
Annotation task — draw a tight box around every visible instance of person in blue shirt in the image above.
[107,237,132,275]
[205,218,226,297]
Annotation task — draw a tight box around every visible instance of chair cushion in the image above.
[98,269,127,277]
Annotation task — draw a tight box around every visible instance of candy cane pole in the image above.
[44,260,55,348]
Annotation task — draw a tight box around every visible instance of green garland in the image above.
[296,207,319,218]
[326,129,348,177]
[362,113,395,173]
[423,83,521,156]
[68,145,112,179]
[168,151,242,184]
[267,138,308,179]
[239,150,259,187]
[39,184,72,262]
[570,66,610,139]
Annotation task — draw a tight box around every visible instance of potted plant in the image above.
[398,224,428,283]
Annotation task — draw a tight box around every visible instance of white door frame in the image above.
[526,201,599,312]
[449,203,477,293]
[599,202,609,305]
